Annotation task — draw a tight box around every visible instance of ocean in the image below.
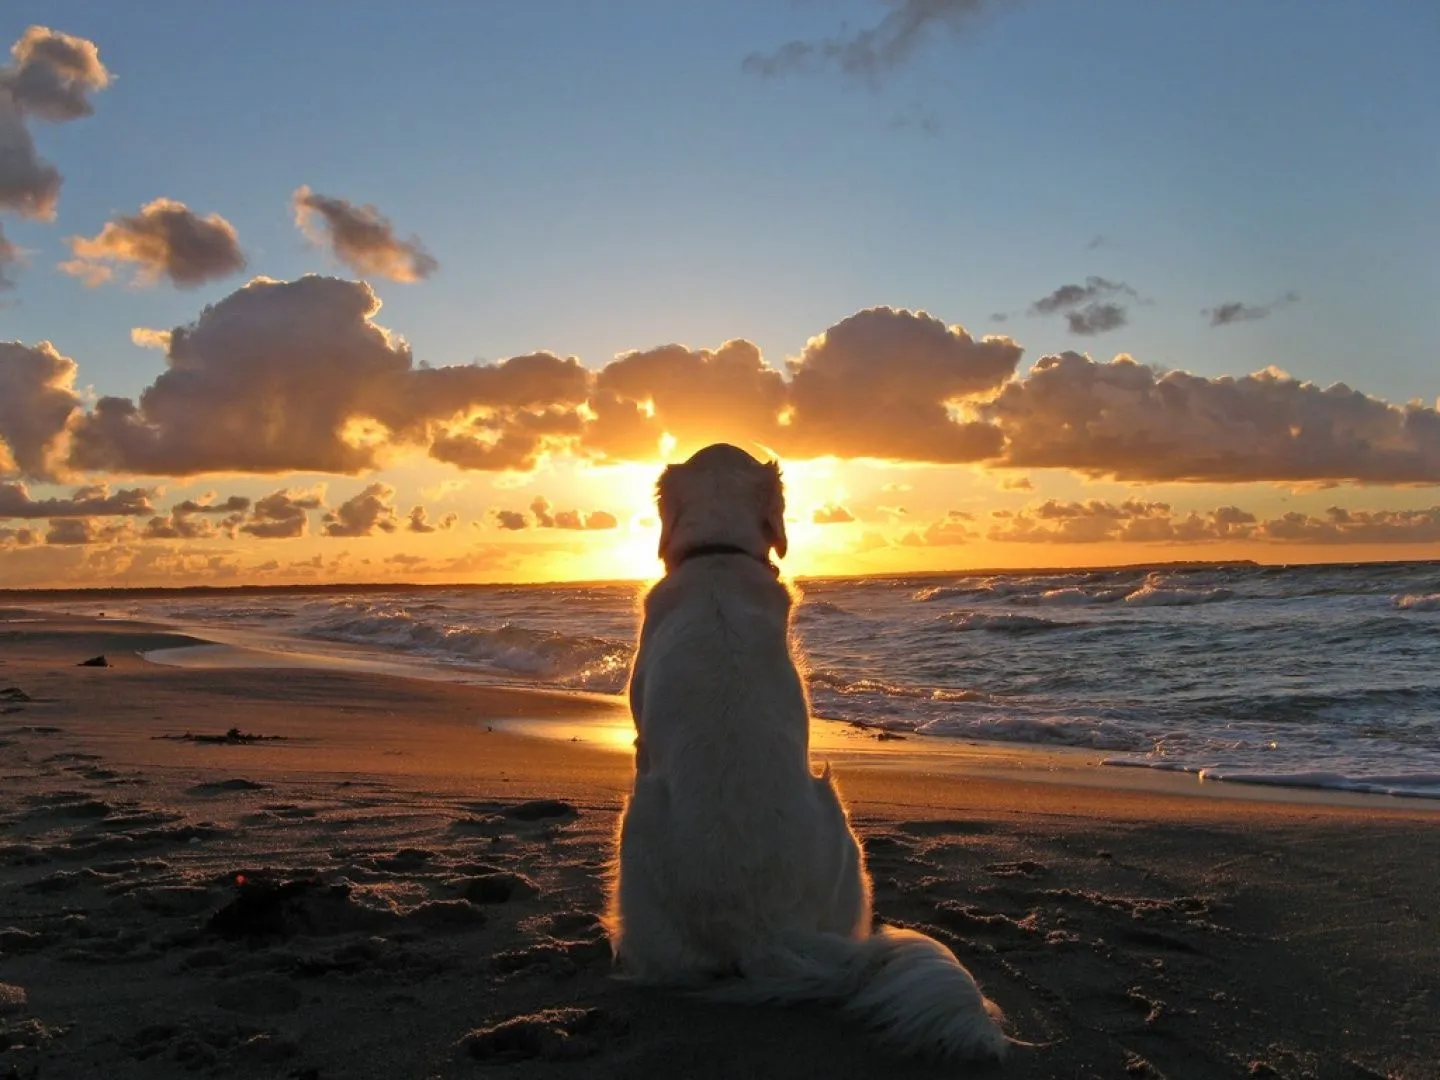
[27,560,1440,800]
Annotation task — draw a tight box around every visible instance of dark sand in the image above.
[1,614,1435,1079]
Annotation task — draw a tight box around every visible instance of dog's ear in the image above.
[763,460,787,559]
[656,464,681,561]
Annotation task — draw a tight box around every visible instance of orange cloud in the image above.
[293,186,437,282]
[987,352,1440,484]
[812,503,855,524]
[527,495,617,531]
[780,307,1017,462]
[0,223,19,291]
[62,198,245,288]
[0,341,81,480]
[0,481,152,519]
[900,510,975,547]
[322,483,399,537]
[240,487,324,539]
[406,505,457,533]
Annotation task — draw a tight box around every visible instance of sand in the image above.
[1,612,1436,1079]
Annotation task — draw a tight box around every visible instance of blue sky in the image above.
[7,0,1437,400]
[2,2,1440,586]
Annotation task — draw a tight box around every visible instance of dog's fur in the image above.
[606,443,1007,1063]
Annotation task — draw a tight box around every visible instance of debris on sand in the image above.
[77,655,110,667]
[153,728,288,745]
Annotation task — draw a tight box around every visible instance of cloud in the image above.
[0,481,153,519]
[526,495,616,531]
[1255,506,1440,544]
[142,511,221,540]
[66,276,588,477]
[322,483,399,537]
[987,352,1440,484]
[172,494,250,515]
[292,186,437,282]
[1204,292,1300,328]
[0,340,81,480]
[492,509,528,531]
[780,307,1018,463]
[406,505,457,533]
[1029,277,1134,316]
[584,339,788,461]
[45,516,133,545]
[1066,302,1127,336]
[812,503,855,524]
[0,524,39,549]
[1029,277,1136,336]
[999,475,1032,490]
[0,27,110,220]
[240,487,323,539]
[988,499,1259,544]
[743,0,1004,82]
[0,223,19,291]
[61,198,245,288]
[900,510,974,546]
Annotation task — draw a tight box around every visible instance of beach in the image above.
[1,613,1436,1079]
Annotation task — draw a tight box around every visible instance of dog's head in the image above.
[656,443,787,571]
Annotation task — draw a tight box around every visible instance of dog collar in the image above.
[672,543,779,575]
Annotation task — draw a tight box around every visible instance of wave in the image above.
[1103,757,1440,800]
[304,608,633,692]
[915,713,1138,750]
[1122,583,1233,607]
[934,612,1073,633]
[1393,593,1440,612]
[808,670,990,704]
[1028,586,1130,606]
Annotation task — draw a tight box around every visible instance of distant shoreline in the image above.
[8,555,1438,601]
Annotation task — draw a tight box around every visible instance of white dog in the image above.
[606,443,1007,1063]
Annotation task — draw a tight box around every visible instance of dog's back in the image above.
[617,554,866,975]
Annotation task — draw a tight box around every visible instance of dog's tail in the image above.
[696,924,1007,1062]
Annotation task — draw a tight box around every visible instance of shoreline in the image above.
[1,613,1436,1077]
[12,608,1440,810]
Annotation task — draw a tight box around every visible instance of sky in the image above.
[2,0,1439,588]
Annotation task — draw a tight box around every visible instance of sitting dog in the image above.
[606,443,1007,1062]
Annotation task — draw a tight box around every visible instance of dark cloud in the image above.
[1205,292,1300,327]
[240,488,323,539]
[0,27,110,220]
[62,198,245,288]
[812,504,856,524]
[0,340,81,479]
[45,516,132,545]
[322,483,399,537]
[743,0,1004,82]
[987,352,1440,484]
[780,307,1017,463]
[172,494,250,515]
[1029,277,1137,331]
[1066,302,1127,336]
[293,186,437,283]
[142,511,220,540]
[0,481,152,519]
[0,223,19,291]
[406,505,457,534]
[492,509,529,531]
